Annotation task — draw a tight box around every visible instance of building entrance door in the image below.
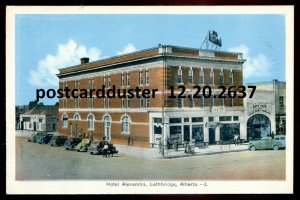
[247,114,271,140]
[209,128,215,144]
[184,125,190,142]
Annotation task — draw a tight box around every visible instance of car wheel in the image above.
[250,146,256,151]
[273,145,279,151]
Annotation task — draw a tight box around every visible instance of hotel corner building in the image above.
[57,45,246,148]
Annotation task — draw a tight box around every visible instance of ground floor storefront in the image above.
[58,105,276,148]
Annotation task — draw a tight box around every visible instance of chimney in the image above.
[80,57,89,64]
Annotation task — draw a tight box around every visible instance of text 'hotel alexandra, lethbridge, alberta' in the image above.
[57,44,267,148]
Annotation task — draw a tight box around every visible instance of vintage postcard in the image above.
[6,6,294,194]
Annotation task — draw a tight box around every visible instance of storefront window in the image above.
[192,125,204,142]
[154,126,162,134]
[219,116,232,121]
[192,117,203,122]
[170,126,182,135]
[154,118,162,123]
[220,123,240,141]
[170,118,181,124]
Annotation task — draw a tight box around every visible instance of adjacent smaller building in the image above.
[16,105,30,130]
[244,79,286,140]
[20,105,59,132]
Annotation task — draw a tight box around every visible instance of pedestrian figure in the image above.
[234,134,239,145]
[102,143,109,157]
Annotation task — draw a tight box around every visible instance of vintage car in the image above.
[49,135,67,147]
[27,132,43,142]
[64,137,82,150]
[88,140,118,156]
[37,133,53,144]
[74,138,92,152]
[249,135,286,151]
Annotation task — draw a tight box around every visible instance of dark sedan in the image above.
[49,135,67,147]
[64,137,82,150]
[88,140,118,156]
[37,133,53,144]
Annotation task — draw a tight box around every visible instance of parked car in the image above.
[49,135,67,147]
[74,138,92,152]
[37,133,53,144]
[88,140,118,156]
[27,132,43,142]
[64,137,82,150]
[249,135,286,151]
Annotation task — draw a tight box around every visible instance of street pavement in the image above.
[15,136,286,180]
[115,143,248,160]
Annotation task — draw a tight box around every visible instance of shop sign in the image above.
[205,122,222,129]
[248,104,272,115]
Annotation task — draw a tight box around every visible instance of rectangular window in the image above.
[189,98,194,108]
[219,116,232,121]
[139,98,144,108]
[178,98,183,108]
[127,98,130,108]
[192,117,203,123]
[220,71,224,85]
[177,68,182,83]
[146,98,150,108]
[121,98,125,108]
[78,80,80,90]
[219,98,224,107]
[121,73,124,87]
[63,117,68,128]
[145,70,150,85]
[108,76,111,88]
[169,118,181,124]
[188,68,193,84]
[230,98,234,107]
[88,79,91,90]
[192,125,204,142]
[154,118,162,123]
[210,69,214,85]
[169,126,182,135]
[126,72,130,86]
[209,117,214,122]
[200,73,204,85]
[229,72,234,85]
[233,116,239,121]
[200,98,205,107]
[279,96,284,107]
[210,97,214,107]
[184,118,189,122]
[103,76,106,88]
[139,70,143,85]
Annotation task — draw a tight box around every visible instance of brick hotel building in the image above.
[57,45,246,148]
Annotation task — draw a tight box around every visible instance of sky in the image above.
[15,14,286,105]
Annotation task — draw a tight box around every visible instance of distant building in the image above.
[20,105,59,132]
[16,105,30,130]
[244,79,286,140]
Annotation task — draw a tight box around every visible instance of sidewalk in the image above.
[115,143,249,160]
[15,130,58,138]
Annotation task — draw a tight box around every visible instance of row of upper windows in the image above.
[177,98,234,108]
[61,70,150,90]
[61,97,150,109]
[62,114,131,134]
[177,67,234,85]
[61,97,235,109]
